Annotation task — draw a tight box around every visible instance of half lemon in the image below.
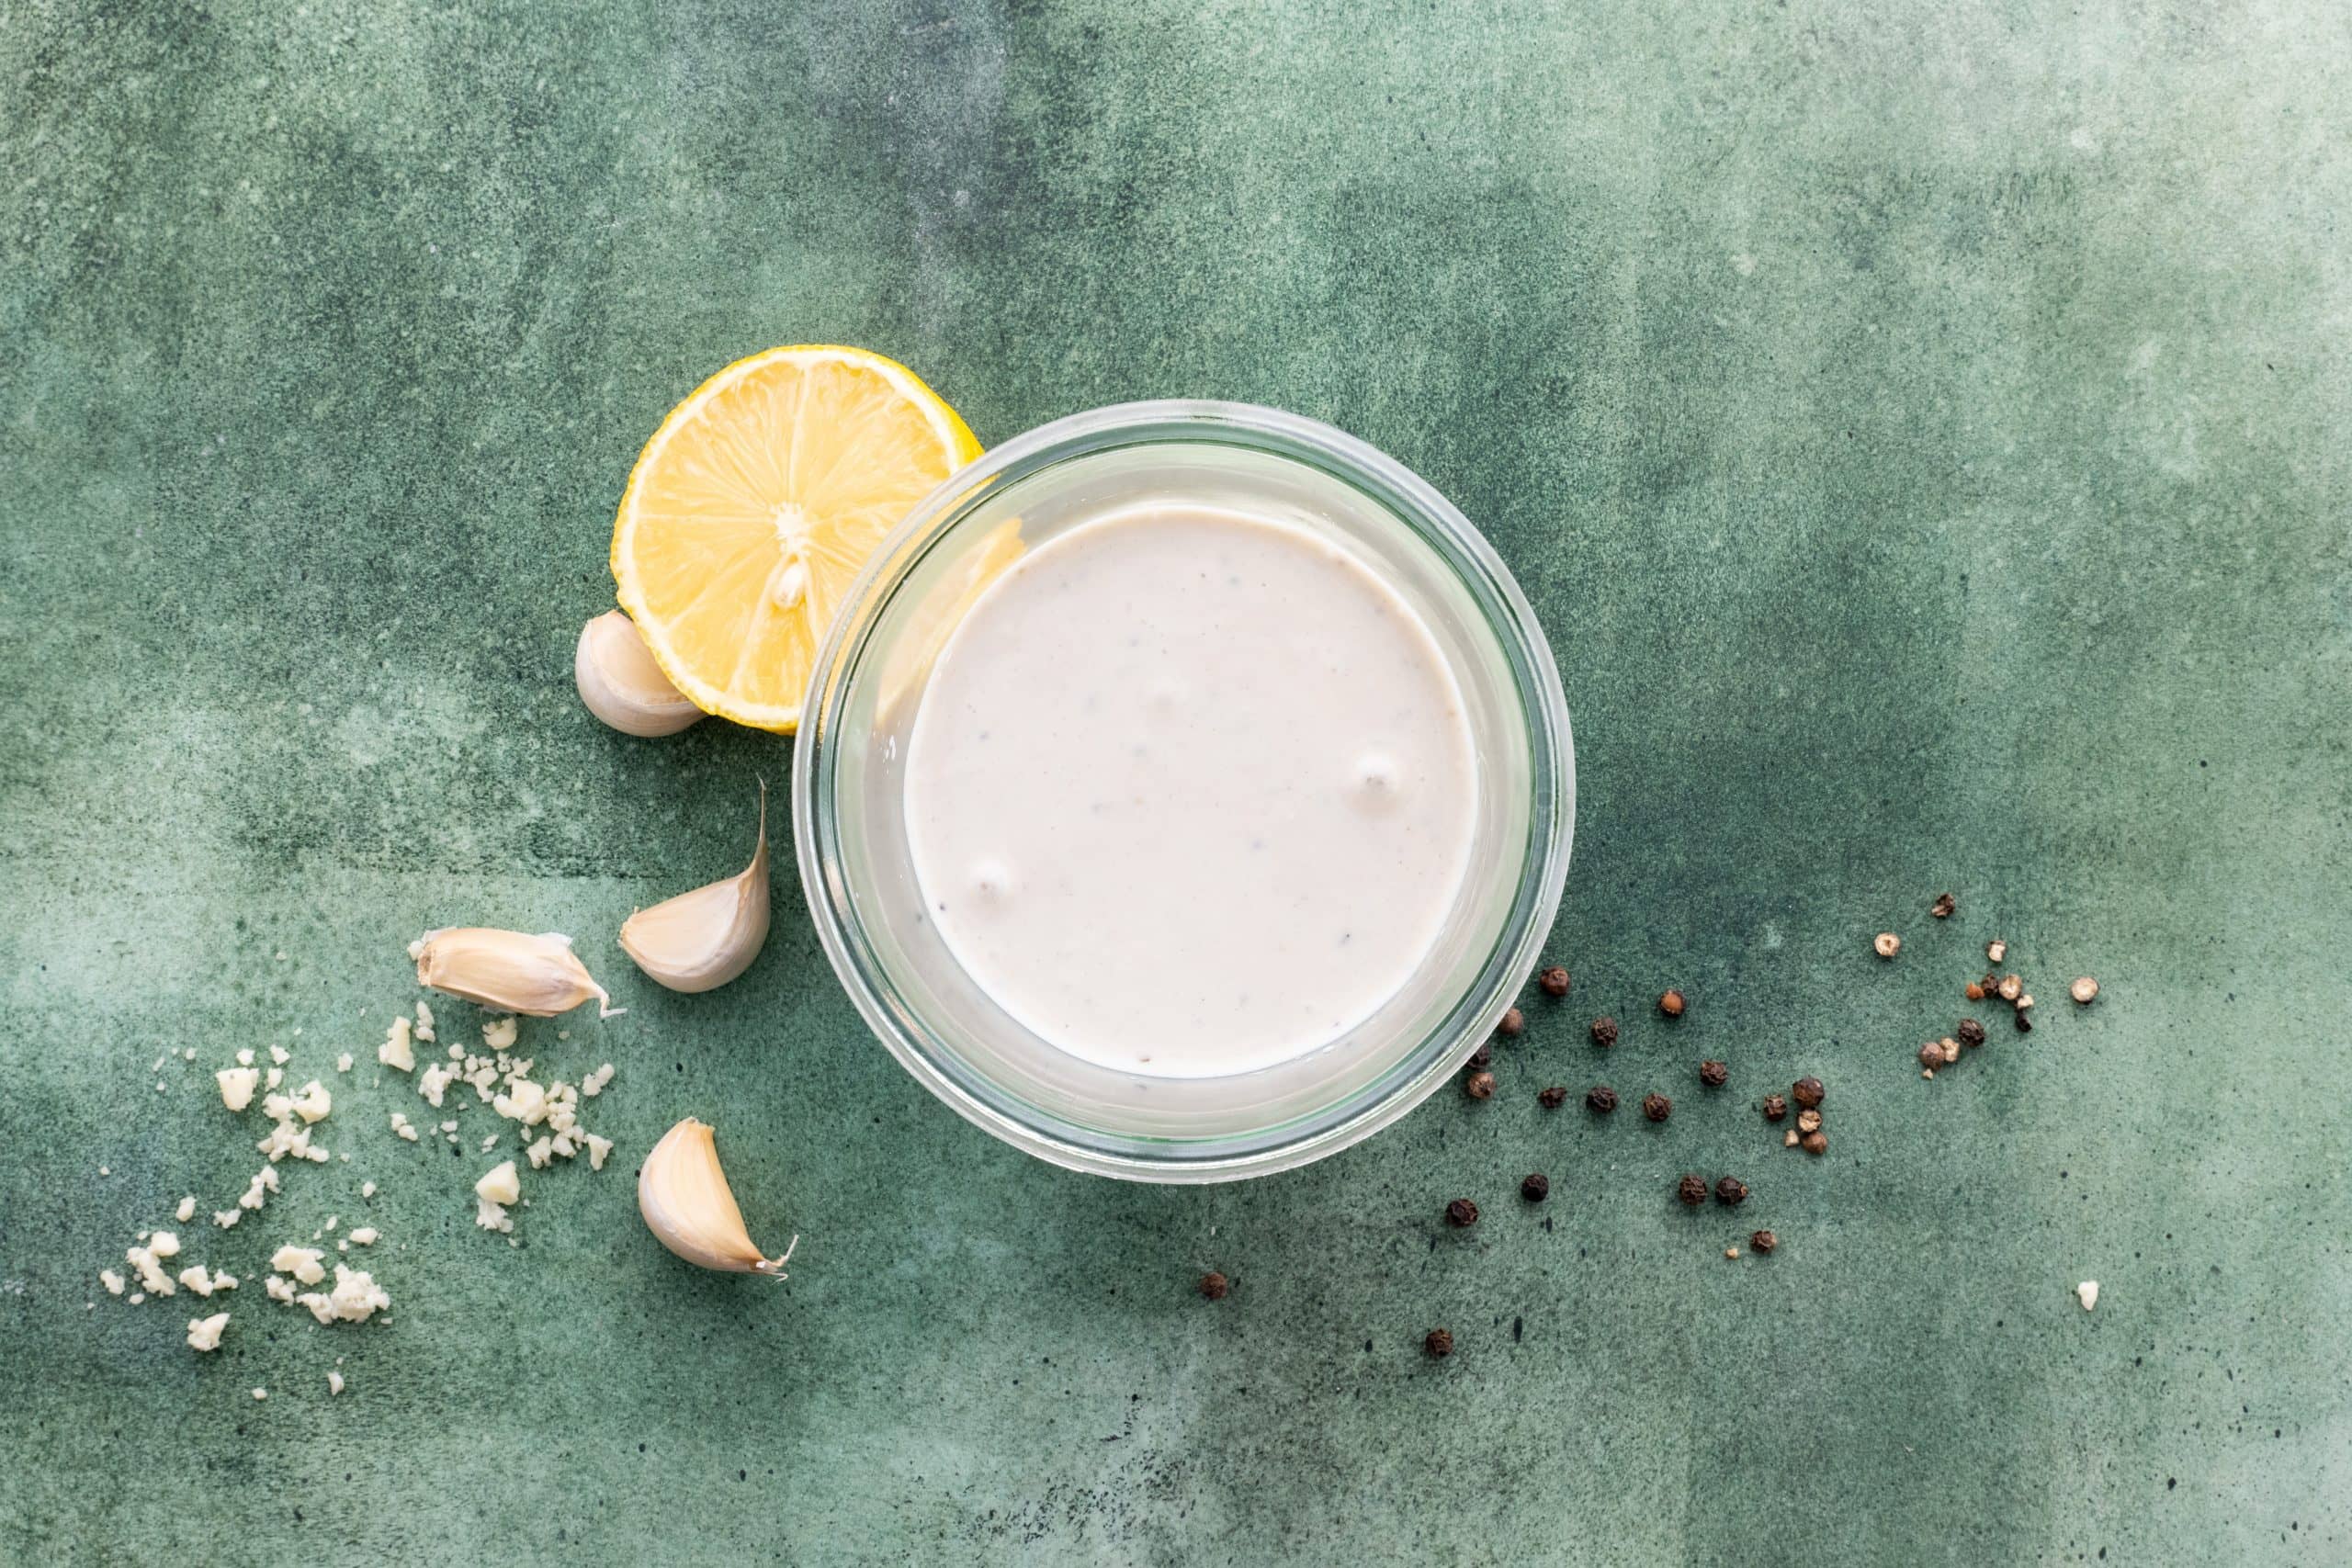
[611,345,982,732]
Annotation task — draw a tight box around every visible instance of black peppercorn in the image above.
[1699,1059,1728,1088]
[1586,1085,1618,1113]
[1496,1007,1524,1037]
[1713,1176,1748,1206]
[1658,988,1686,1018]
[1445,1198,1479,1228]
[1199,1271,1229,1300]
[1956,1018,1986,1048]
[1424,1328,1453,1358]
[1918,1041,1944,1070]
[1760,1093,1787,1122]
[1539,965,1571,997]
[1642,1092,1672,1122]
[1676,1174,1707,1207]
[1930,892,1956,919]
[1464,1070,1496,1100]
[1521,1173,1550,1202]
[2015,1008,2033,1033]
[1467,1040,1492,1070]
[1801,1129,1827,1156]
[1792,1077,1825,1110]
[1537,1085,1567,1110]
[1749,1229,1778,1254]
[1589,1016,1619,1048]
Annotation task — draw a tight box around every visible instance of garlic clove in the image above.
[410,928,622,1019]
[637,1117,795,1277]
[575,610,705,737]
[618,785,770,993]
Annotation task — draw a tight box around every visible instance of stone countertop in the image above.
[3,2,2346,1562]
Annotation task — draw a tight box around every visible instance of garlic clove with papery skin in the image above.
[575,610,705,737]
[638,1117,795,1277]
[410,928,621,1019]
[618,786,770,993]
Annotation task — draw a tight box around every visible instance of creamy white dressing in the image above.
[903,504,1476,1077]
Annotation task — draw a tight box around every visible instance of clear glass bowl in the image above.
[792,401,1572,1182]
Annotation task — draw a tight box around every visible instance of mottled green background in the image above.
[4,1,2347,1562]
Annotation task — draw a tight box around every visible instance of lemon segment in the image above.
[611,345,981,732]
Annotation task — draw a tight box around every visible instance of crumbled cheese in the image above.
[583,1132,613,1171]
[482,1016,518,1051]
[214,1210,241,1229]
[148,1231,181,1258]
[416,1062,456,1107]
[2076,1280,2099,1312]
[264,1066,284,1089]
[176,1264,237,1297]
[264,1275,297,1303]
[126,1246,175,1296]
[346,1226,378,1246]
[389,1112,419,1142]
[413,999,435,1042]
[236,1048,254,1066]
[100,1269,126,1296]
[251,1388,266,1401]
[296,1264,390,1325]
[581,1063,615,1097]
[216,1067,260,1111]
[268,1044,289,1066]
[328,1371,345,1395]
[439,1119,458,1133]
[255,1114,322,1164]
[473,1159,520,1232]
[184,1047,196,1061]
[360,1180,377,1199]
[186,1313,230,1352]
[493,1078,548,1126]
[524,1134,555,1170]
[379,1015,415,1072]
[336,1053,354,1073]
[262,1079,332,1124]
[175,1196,197,1223]
[237,1165,280,1213]
[269,1246,327,1286]
[128,1292,145,1303]
[448,1043,465,1062]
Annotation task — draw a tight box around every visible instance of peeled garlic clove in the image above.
[575,610,704,737]
[638,1117,795,1276]
[618,786,770,993]
[410,928,621,1019]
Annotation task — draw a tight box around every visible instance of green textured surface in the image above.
[4,0,2348,1562]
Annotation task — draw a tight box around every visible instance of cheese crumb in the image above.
[328,1371,345,1395]
[125,1246,175,1296]
[347,1226,378,1246]
[216,1067,260,1111]
[2076,1280,2099,1312]
[268,1044,289,1066]
[417,1062,456,1107]
[177,1264,237,1297]
[482,1016,518,1051]
[582,1063,615,1097]
[296,1264,390,1325]
[264,1275,297,1303]
[184,1047,196,1060]
[236,1048,254,1066]
[264,1066,284,1089]
[379,1015,415,1072]
[252,1387,266,1401]
[186,1313,230,1352]
[389,1112,419,1143]
[361,1180,377,1199]
[473,1158,520,1232]
[413,998,435,1042]
[148,1231,181,1259]
[583,1132,613,1171]
[336,1053,354,1073]
[269,1246,327,1286]
[100,1269,126,1296]
[175,1196,197,1223]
